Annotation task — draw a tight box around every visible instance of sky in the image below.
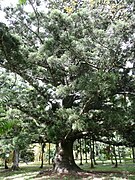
[0,0,48,23]
[0,0,18,6]
[0,0,18,23]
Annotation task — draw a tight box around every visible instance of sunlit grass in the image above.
[0,161,135,180]
[82,161,135,172]
[0,163,52,180]
[81,160,135,180]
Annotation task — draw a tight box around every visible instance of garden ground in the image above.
[0,161,135,180]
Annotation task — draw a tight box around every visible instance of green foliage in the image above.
[0,0,135,149]
[20,149,34,162]
[19,0,27,5]
[0,106,17,135]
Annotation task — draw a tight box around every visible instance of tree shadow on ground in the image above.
[0,165,135,180]
[35,170,135,180]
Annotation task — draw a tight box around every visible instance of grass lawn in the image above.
[0,160,135,180]
[81,161,135,180]
[0,163,51,180]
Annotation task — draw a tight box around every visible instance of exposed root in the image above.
[53,165,84,174]
[11,166,20,171]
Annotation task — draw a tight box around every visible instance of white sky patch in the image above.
[0,0,18,6]
[0,0,18,23]
[126,61,134,76]
[0,9,7,23]
[0,0,48,23]
[121,40,133,50]
[126,61,133,68]
[0,11,7,23]
[24,1,48,13]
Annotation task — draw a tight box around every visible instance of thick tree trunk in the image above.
[53,139,82,173]
[12,149,19,170]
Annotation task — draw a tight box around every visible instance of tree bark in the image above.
[12,149,19,170]
[53,139,82,173]
[4,159,8,169]
[90,138,94,168]
[40,143,45,168]
[118,146,122,164]
[79,139,83,165]
[48,143,51,165]
[92,139,97,165]
[110,152,114,165]
[85,138,88,163]
[113,146,118,168]
[110,146,114,165]
[132,147,135,163]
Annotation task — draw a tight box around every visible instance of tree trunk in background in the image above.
[111,152,114,165]
[90,138,94,168]
[118,146,122,164]
[40,143,45,168]
[79,139,83,165]
[48,143,51,165]
[132,147,135,163]
[53,139,82,173]
[12,149,19,170]
[85,138,88,163]
[92,140,97,165]
[110,146,114,165]
[4,159,8,169]
[113,146,118,168]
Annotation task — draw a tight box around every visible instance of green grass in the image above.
[81,160,135,179]
[0,161,135,180]
[0,163,52,180]
[82,162,135,172]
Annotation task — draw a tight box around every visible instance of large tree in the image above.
[0,0,135,173]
